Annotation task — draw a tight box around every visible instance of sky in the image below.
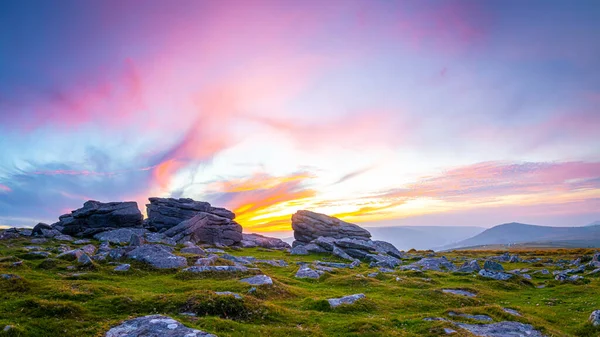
[0,0,599,232]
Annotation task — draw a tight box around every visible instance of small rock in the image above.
[448,311,492,322]
[442,289,476,297]
[105,314,216,337]
[589,310,600,326]
[215,291,243,299]
[54,234,75,241]
[455,321,544,337]
[444,328,456,334]
[295,267,323,279]
[483,260,504,272]
[478,269,513,280]
[73,239,91,244]
[205,248,225,254]
[503,308,521,316]
[327,293,365,308]
[114,264,131,272]
[77,253,93,266]
[240,274,273,286]
[57,249,84,261]
[183,265,248,273]
[290,245,309,255]
[195,254,219,266]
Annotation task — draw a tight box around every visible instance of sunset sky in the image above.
[1,0,599,232]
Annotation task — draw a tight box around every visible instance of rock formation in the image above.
[291,210,371,244]
[145,197,234,232]
[163,212,242,246]
[53,201,143,237]
[240,233,291,249]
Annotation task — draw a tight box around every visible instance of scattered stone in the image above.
[502,308,521,316]
[327,293,365,308]
[125,245,187,269]
[240,233,291,249]
[81,244,97,255]
[180,243,206,255]
[240,274,273,286]
[215,291,243,299]
[31,222,53,236]
[295,267,324,279]
[30,238,48,244]
[205,248,225,254]
[484,260,504,272]
[444,328,457,334]
[332,245,355,261]
[367,254,401,268]
[448,311,492,322]
[114,264,131,272]
[77,253,94,266]
[55,234,75,241]
[455,321,544,337]
[163,212,242,246]
[195,254,219,266]
[73,239,91,244]
[11,261,23,267]
[457,260,481,273]
[367,272,379,277]
[291,210,371,244]
[478,269,513,281]
[57,200,143,237]
[589,310,600,326]
[105,314,216,337]
[442,289,476,297]
[587,268,600,275]
[183,266,248,273]
[57,249,84,261]
[402,257,456,272]
[1,274,21,280]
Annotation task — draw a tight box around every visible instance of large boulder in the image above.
[163,212,242,246]
[105,315,216,337]
[146,197,234,232]
[291,210,371,244]
[240,233,291,249]
[55,201,143,237]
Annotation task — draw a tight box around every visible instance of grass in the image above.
[0,237,599,336]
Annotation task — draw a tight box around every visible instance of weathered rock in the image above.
[58,200,143,237]
[589,310,600,326]
[503,308,521,316]
[240,274,273,286]
[180,244,206,256]
[145,197,234,232]
[30,238,48,244]
[183,265,248,273]
[55,234,75,241]
[332,246,355,261]
[57,249,84,261]
[290,245,309,255]
[129,234,146,246]
[295,267,324,279]
[31,223,52,236]
[215,291,242,299]
[402,257,456,272]
[367,254,401,268]
[195,254,219,266]
[81,244,97,255]
[455,321,544,337]
[77,253,93,266]
[327,294,365,308]
[1,274,21,280]
[240,233,290,249]
[478,269,513,280]
[372,240,405,259]
[313,236,338,251]
[125,245,187,269]
[94,228,148,244]
[448,311,492,322]
[0,228,20,240]
[442,289,476,297]
[114,264,131,272]
[105,315,216,337]
[484,260,504,272]
[163,212,242,246]
[457,260,481,273]
[291,210,371,244]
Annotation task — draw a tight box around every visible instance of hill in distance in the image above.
[585,220,600,227]
[366,225,485,251]
[444,222,600,250]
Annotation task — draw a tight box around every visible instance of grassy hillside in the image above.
[1,237,599,336]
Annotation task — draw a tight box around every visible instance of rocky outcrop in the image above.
[145,197,234,232]
[291,210,371,244]
[455,321,544,337]
[240,233,291,249]
[163,212,242,246]
[54,201,143,237]
[105,315,216,337]
[240,275,273,286]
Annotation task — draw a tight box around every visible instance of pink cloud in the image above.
[0,184,11,193]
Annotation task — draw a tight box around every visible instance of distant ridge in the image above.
[585,220,600,227]
[443,222,600,250]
